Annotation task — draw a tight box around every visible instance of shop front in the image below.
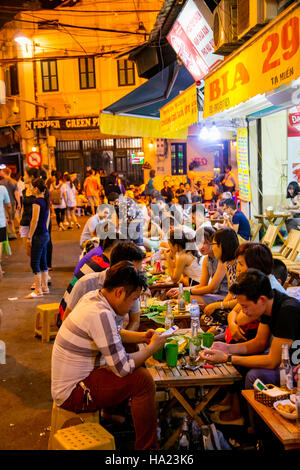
[25,115,144,185]
[202,1,300,219]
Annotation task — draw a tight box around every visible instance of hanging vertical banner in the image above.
[160,83,198,136]
[288,105,300,183]
[237,128,251,202]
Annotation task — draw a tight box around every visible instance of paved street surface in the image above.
[0,215,83,450]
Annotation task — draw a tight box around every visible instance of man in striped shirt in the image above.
[51,261,171,450]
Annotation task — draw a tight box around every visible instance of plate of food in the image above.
[273,399,297,420]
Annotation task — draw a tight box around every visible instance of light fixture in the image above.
[233,141,237,147]
[32,146,37,152]
[14,34,32,56]
[199,125,209,139]
[148,140,154,149]
[136,21,146,33]
[209,123,220,141]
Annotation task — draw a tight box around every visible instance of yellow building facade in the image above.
[0,0,163,183]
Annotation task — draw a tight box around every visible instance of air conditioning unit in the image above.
[237,0,278,41]
[213,0,238,56]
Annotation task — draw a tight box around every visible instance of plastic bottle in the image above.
[189,300,200,362]
[178,282,185,312]
[178,416,190,450]
[164,300,174,330]
[150,248,155,266]
[0,340,6,365]
[296,373,300,428]
[279,343,293,390]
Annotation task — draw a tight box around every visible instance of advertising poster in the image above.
[288,106,300,184]
[237,127,251,202]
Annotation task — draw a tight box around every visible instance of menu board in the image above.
[237,128,251,202]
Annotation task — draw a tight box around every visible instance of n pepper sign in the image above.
[26,151,42,168]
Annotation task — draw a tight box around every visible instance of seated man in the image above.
[223,198,250,242]
[58,235,120,326]
[79,207,110,248]
[51,261,171,450]
[199,269,300,422]
[60,242,146,331]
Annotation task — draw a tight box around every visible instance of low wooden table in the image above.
[254,213,290,244]
[142,334,242,449]
[242,390,300,450]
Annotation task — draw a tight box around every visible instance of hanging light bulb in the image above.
[209,123,220,141]
[199,125,209,139]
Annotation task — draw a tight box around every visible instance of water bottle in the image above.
[150,248,155,266]
[178,416,190,450]
[189,300,200,362]
[0,340,6,364]
[164,300,174,330]
[178,282,185,312]
[279,344,293,390]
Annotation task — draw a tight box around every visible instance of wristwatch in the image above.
[226,354,233,365]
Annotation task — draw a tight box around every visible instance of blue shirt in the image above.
[34,198,49,235]
[232,210,251,240]
[0,185,10,228]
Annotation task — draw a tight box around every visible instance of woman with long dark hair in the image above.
[166,227,202,286]
[283,181,300,233]
[25,177,50,298]
[65,174,80,229]
[50,171,67,230]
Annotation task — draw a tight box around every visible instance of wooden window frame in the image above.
[117,59,135,87]
[41,59,58,92]
[78,56,96,90]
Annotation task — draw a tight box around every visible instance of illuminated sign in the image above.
[167,0,223,82]
[131,151,144,164]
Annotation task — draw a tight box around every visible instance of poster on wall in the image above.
[288,106,300,184]
[237,128,251,202]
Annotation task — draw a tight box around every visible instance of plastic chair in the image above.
[52,422,115,450]
[48,402,100,450]
[34,303,60,343]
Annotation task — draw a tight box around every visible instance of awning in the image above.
[203,1,300,119]
[100,62,195,138]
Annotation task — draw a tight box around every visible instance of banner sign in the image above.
[26,116,100,131]
[288,106,300,183]
[237,128,251,202]
[160,84,198,135]
[167,0,223,82]
[204,3,300,118]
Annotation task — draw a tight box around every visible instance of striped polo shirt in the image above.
[51,290,135,406]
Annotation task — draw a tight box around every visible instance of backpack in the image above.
[51,185,62,205]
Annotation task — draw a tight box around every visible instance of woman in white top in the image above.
[65,174,80,229]
[166,227,202,286]
[50,171,67,231]
[283,181,300,233]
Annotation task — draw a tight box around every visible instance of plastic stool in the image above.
[75,208,84,217]
[34,303,60,343]
[48,402,99,450]
[52,422,115,450]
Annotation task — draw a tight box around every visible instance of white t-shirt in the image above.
[66,182,76,208]
[79,214,101,246]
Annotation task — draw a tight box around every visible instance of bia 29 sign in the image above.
[204,3,300,118]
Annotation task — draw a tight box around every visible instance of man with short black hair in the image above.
[161,180,173,204]
[200,268,300,389]
[223,198,250,242]
[60,242,146,330]
[51,261,171,450]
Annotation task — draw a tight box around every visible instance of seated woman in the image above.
[226,242,286,344]
[167,227,228,304]
[201,228,239,318]
[282,181,300,233]
[165,227,202,286]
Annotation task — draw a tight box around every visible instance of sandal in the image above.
[25,291,43,299]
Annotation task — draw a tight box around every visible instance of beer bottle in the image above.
[279,343,293,390]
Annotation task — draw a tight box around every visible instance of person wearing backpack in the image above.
[50,171,67,231]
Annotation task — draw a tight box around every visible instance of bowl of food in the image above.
[273,399,297,420]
